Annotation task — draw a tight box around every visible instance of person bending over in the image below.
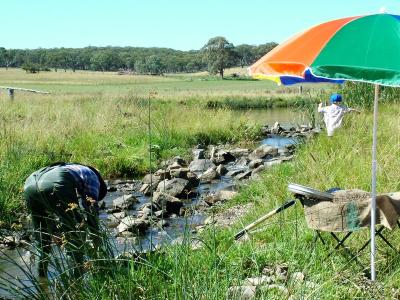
[24,162,107,277]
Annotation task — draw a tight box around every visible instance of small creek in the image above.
[101,135,300,253]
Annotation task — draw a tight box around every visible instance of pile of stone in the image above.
[102,122,318,238]
[262,121,319,138]
[227,264,316,299]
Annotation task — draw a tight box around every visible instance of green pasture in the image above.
[0,68,281,97]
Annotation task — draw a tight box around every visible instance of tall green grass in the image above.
[339,81,400,110]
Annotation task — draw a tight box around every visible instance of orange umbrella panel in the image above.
[249,15,361,78]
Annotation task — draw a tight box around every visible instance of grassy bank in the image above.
[4,102,400,299]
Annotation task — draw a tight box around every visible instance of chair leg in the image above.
[331,232,352,250]
[356,226,398,254]
[376,229,398,253]
[317,226,399,279]
[313,230,326,245]
[328,232,353,257]
[355,227,383,265]
[327,232,366,270]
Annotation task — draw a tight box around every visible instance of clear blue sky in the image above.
[2,0,399,50]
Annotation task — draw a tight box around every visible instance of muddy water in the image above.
[0,108,304,298]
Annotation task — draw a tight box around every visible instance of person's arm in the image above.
[348,107,362,113]
[84,196,101,250]
[317,102,325,113]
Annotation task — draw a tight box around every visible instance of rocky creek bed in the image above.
[0,122,319,253]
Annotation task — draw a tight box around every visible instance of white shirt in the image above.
[318,104,349,136]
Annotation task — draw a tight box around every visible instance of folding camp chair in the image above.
[288,183,400,271]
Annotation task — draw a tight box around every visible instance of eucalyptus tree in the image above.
[201,36,235,78]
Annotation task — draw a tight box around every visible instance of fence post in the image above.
[7,88,14,100]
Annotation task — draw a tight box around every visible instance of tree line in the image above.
[0,37,277,77]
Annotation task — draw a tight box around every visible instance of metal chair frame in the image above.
[308,199,400,276]
[290,190,400,275]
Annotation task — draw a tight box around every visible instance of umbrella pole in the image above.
[370,84,379,281]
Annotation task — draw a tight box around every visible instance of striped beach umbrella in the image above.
[250,13,400,86]
[250,12,400,281]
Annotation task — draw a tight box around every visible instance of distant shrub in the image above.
[21,63,40,73]
[205,96,291,110]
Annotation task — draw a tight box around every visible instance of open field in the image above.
[0,68,332,100]
[0,68,281,97]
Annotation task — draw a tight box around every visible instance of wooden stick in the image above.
[0,86,50,94]
[234,200,296,240]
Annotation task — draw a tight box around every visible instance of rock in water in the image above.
[248,159,263,169]
[271,121,283,134]
[216,164,228,176]
[251,165,266,175]
[199,167,218,182]
[226,169,245,177]
[235,157,248,167]
[235,170,252,181]
[192,149,205,160]
[142,173,161,185]
[139,182,158,196]
[117,216,149,234]
[229,148,249,157]
[107,211,127,228]
[167,161,183,171]
[169,167,189,179]
[189,159,215,174]
[112,194,138,210]
[186,171,200,188]
[249,145,278,160]
[98,200,107,209]
[212,150,236,165]
[204,190,238,205]
[161,156,187,168]
[153,192,184,214]
[156,178,191,198]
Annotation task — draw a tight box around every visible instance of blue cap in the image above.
[330,93,342,103]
